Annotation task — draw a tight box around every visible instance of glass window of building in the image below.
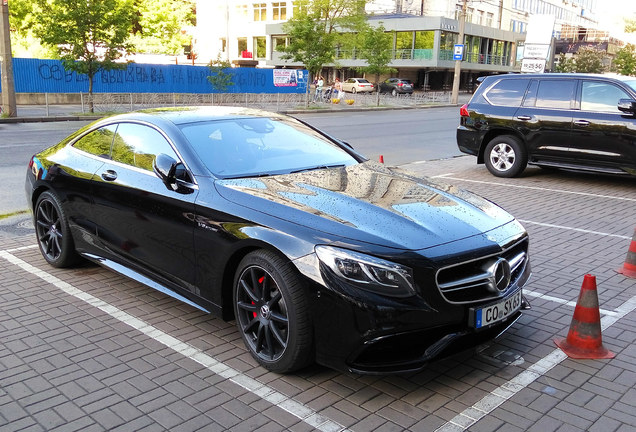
[236,4,248,17]
[253,3,266,21]
[486,12,493,27]
[253,36,266,59]
[238,37,248,56]
[272,2,286,20]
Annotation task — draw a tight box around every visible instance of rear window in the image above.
[484,78,530,106]
[535,80,576,109]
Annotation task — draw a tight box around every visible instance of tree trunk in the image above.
[88,73,94,113]
[375,73,380,107]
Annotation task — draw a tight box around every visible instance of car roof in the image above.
[99,106,287,126]
[482,73,634,82]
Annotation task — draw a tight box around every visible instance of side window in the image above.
[484,78,530,106]
[111,123,179,172]
[73,125,117,158]
[581,81,630,113]
[535,80,576,109]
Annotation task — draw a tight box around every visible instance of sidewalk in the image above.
[0,92,472,123]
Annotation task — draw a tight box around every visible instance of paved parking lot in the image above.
[2,156,636,432]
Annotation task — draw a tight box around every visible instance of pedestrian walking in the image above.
[314,76,324,102]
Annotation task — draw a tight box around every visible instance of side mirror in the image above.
[617,98,636,115]
[153,153,178,185]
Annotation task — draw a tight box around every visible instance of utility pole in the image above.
[451,0,467,105]
[0,0,16,117]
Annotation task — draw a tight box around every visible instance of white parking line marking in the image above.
[435,175,636,202]
[0,250,349,432]
[435,295,636,432]
[5,244,38,253]
[524,290,618,316]
[519,220,633,240]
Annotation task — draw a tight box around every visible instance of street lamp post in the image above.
[451,0,467,105]
[0,0,17,117]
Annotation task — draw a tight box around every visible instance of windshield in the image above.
[358,79,370,83]
[179,117,358,178]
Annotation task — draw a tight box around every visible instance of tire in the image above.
[34,191,79,268]
[352,87,357,94]
[483,135,527,178]
[234,250,313,373]
[391,88,397,96]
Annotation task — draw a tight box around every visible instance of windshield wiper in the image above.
[290,164,346,174]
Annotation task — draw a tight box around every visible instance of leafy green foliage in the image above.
[280,0,368,80]
[626,18,636,33]
[207,55,235,92]
[28,0,134,112]
[130,0,195,55]
[574,46,607,73]
[555,47,607,74]
[613,44,636,76]
[554,53,577,73]
[356,24,395,106]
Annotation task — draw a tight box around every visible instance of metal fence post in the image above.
[45,93,49,117]
[80,92,85,114]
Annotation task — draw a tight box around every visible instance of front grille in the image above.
[436,238,529,304]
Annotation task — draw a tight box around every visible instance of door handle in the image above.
[101,170,117,181]
[574,120,590,126]
[516,115,532,121]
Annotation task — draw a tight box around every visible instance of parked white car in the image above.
[342,78,375,93]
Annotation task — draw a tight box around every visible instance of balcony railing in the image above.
[326,48,509,65]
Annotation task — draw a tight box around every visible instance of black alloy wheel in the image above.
[34,191,78,267]
[391,88,398,96]
[234,250,312,373]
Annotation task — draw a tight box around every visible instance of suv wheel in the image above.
[484,136,527,178]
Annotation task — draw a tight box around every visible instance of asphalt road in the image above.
[0,107,461,215]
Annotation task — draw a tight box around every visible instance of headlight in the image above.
[315,245,415,298]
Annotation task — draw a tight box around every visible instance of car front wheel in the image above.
[484,135,527,177]
[234,250,313,373]
[34,191,79,267]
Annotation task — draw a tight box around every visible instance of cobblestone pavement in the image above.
[1,156,636,432]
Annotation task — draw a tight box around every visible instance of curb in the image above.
[1,103,461,124]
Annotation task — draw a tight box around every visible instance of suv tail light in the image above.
[398,82,403,87]
[460,104,470,117]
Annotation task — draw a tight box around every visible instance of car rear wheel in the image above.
[484,136,527,177]
[352,87,357,94]
[234,250,313,373]
[391,89,397,96]
[34,191,79,268]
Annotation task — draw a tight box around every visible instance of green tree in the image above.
[613,44,636,76]
[626,18,636,33]
[130,0,195,56]
[554,53,577,73]
[207,55,235,92]
[573,46,607,73]
[31,0,135,112]
[356,24,396,106]
[280,0,368,104]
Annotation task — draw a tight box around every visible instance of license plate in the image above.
[472,290,522,329]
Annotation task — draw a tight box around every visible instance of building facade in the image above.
[194,0,606,90]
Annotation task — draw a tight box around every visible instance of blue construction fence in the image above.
[1,58,308,94]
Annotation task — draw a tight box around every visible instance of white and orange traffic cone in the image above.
[554,274,615,359]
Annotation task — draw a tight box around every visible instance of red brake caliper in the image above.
[253,275,265,317]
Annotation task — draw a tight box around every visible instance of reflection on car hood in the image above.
[215,161,515,249]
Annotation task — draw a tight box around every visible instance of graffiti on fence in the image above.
[5,58,307,94]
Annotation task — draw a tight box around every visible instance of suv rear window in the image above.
[484,78,530,106]
[535,79,576,109]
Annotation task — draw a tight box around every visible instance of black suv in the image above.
[457,73,636,177]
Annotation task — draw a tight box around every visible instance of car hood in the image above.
[214,161,515,250]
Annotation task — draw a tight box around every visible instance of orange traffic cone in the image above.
[616,228,636,279]
[554,274,615,359]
